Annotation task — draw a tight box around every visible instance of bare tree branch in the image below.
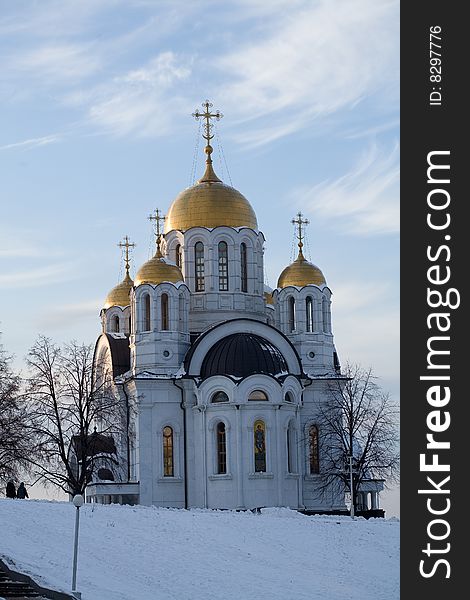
[24,336,126,496]
[316,362,400,511]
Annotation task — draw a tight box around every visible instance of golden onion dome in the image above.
[134,247,183,286]
[104,272,133,309]
[164,146,257,233]
[264,285,274,305]
[277,250,326,289]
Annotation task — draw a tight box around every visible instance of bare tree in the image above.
[25,336,125,496]
[317,363,399,511]
[0,336,36,485]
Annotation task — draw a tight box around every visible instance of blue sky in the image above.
[0,0,399,511]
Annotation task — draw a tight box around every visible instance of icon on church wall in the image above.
[254,420,266,473]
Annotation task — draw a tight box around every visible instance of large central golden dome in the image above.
[164,149,258,233]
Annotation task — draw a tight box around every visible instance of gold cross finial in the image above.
[193,99,223,144]
[192,100,224,183]
[118,235,135,277]
[291,212,309,258]
[148,208,165,254]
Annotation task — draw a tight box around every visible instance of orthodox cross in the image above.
[192,100,223,144]
[148,208,166,244]
[292,212,310,255]
[117,235,135,277]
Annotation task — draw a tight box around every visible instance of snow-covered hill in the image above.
[1,499,399,600]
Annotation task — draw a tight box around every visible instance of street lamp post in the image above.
[71,494,84,600]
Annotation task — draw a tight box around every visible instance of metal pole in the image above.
[349,455,355,518]
[72,506,80,592]
[71,494,84,600]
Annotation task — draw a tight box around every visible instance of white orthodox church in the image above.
[87,102,383,514]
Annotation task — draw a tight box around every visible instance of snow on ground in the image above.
[1,499,399,600]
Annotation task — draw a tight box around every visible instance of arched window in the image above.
[163,426,174,477]
[287,424,296,473]
[309,425,319,474]
[211,391,229,403]
[254,420,266,472]
[284,391,293,403]
[240,243,248,293]
[195,242,205,292]
[143,294,151,331]
[288,297,296,332]
[218,241,228,291]
[333,351,341,372]
[217,422,227,474]
[161,293,169,330]
[175,244,182,268]
[306,297,313,332]
[179,294,185,331]
[248,390,268,401]
[112,315,120,333]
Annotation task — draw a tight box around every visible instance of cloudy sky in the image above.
[0,0,399,512]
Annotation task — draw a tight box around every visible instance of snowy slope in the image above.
[1,499,399,600]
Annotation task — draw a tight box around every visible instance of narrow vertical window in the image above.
[175,244,181,268]
[195,242,205,292]
[287,428,292,473]
[322,298,328,332]
[217,422,227,474]
[306,297,313,332]
[161,293,169,330]
[309,425,319,474]
[144,294,151,331]
[218,241,229,291]
[240,243,248,293]
[333,351,341,372]
[163,426,174,477]
[254,420,266,473]
[112,315,120,333]
[288,297,296,332]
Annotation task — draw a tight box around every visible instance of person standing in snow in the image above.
[6,480,16,498]
[16,482,29,499]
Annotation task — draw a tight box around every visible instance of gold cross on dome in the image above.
[148,208,166,240]
[292,212,310,253]
[117,235,135,276]
[192,100,223,143]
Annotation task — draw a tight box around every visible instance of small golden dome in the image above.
[134,248,183,286]
[104,273,133,309]
[277,250,326,288]
[164,161,257,233]
[264,291,274,305]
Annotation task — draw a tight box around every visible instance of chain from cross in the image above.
[118,235,135,275]
[291,212,310,251]
[192,100,223,143]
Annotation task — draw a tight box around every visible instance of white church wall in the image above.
[131,380,185,507]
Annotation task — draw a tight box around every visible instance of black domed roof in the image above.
[201,333,288,379]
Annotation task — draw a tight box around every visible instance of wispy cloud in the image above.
[0,264,77,289]
[293,142,399,236]
[216,0,398,145]
[12,43,102,83]
[37,299,102,330]
[0,134,62,151]
[67,52,191,137]
[332,281,392,312]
